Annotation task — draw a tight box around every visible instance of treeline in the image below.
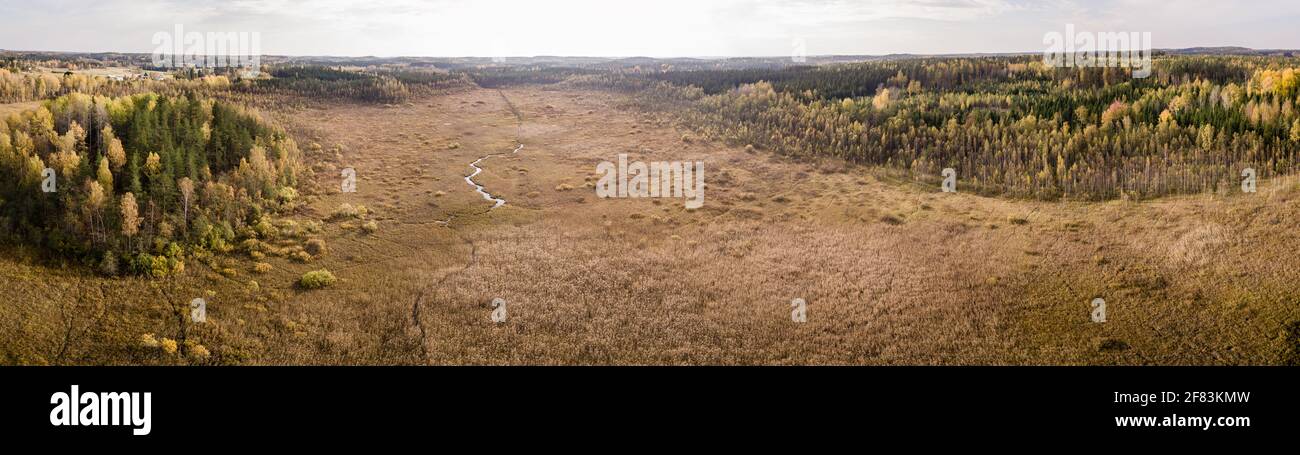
[644,58,1019,99]
[0,92,302,275]
[642,55,1300,101]
[0,69,237,103]
[466,66,602,88]
[1,70,148,103]
[242,65,471,103]
[565,55,1300,200]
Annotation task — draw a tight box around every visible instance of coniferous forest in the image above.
[567,55,1300,199]
[0,92,301,276]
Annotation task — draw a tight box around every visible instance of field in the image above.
[3,84,1298,365]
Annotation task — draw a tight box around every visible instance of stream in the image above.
[464,142,524,209]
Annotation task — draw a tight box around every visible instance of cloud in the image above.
[752,0,1023,25]
[0,0,1296,56]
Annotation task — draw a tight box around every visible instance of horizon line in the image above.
[3,46,1298,61]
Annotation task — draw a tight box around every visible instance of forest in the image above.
[0,91,301,276]
[560,55,1300,199]
[240,65,472,103]
[0,62,483,277]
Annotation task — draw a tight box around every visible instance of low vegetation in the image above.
[298,269,336,289]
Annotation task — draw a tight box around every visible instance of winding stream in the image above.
[464,142,524,209]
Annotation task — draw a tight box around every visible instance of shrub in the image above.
[240,238,264,252]
[330,203,360,220]
[129,253,179,278]
[252,262,273,274]
[98,253,119,277]
[253,218,278,238]
[276,219,304,238]
[361,220,379,234]
[299,269,337,289]
[304,238,328,256]
[278,186,299,203]
[189,344,211,360]
[160,338,178,355]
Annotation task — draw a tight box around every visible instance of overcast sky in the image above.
[1,0,1297,57]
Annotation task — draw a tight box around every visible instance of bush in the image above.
[278,186,299,203]
[361,221,378,234]
[299,269,337,289]
[240,238,264,252]
[252,262,273,274]
[330,203,360,220]
[304,238,327,256]
[98,253,119,277]
[276,219,304,238]
[160,338,178,355]
[129,253,180,277]
[290,251,313,263]
[253,218,278,238]
[189,344,211,360]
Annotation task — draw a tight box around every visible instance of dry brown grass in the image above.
[2,87,1299,365]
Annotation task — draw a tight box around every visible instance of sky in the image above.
[0,0,1297,57]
